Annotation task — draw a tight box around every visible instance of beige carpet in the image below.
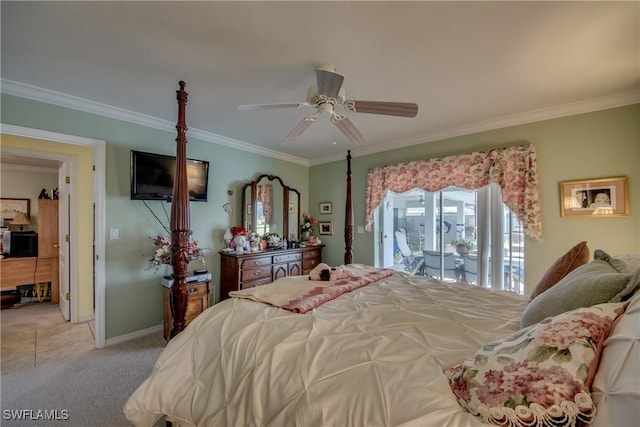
[1,302,167,426]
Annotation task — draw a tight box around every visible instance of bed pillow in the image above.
[445,302,627,427]
[521,250,639,328]
[530,241,589,301]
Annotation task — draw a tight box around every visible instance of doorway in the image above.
[1,124,106,348]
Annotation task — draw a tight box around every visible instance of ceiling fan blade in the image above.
[282,114,318,145]
[343,100,418,117]
[332,114,366,146]
[237,102,309,111]
[316,68,344,99]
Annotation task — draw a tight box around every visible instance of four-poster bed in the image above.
[126,82,639,427]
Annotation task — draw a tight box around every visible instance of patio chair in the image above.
[423,250,458,281]
[461,253,478,284]
[395,230,424,275]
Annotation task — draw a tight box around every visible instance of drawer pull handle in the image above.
[253,261,260,265]
[189,287,198,293]
[254,270,260,276]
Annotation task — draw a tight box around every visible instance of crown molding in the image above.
[1,79,310,167]
[3,79,637,168]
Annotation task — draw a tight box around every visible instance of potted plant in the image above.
[450,238,476,255]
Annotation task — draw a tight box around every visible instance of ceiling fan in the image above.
[237,65,419,146]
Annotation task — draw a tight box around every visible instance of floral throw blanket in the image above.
[230,266,395,313]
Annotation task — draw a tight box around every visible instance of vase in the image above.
[456,245,469,256]
[233,234,248,252]
[302,231,310,241]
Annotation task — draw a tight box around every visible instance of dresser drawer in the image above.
[303,249,322,259]
[241,267,271,282]
[187,283,207,299]
[241,276,273,289]
[273,253,302,264]
[241,257,272,269]
[303,258,321,271]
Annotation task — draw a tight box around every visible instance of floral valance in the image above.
[365,144,542,241]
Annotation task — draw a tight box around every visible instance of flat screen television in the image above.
[130,150,209,202]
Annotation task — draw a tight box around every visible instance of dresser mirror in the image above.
[242,174,300,241]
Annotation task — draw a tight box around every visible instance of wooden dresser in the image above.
[0,199,59,303]
[219,245,323,300]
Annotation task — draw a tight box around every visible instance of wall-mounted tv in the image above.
[130,150,209,202]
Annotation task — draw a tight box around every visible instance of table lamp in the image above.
[11,212,30,231]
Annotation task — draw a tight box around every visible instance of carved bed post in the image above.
[169,81,191,339]
[344,150,353,265]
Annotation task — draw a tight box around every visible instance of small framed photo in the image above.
[560,176,629,217]
[288,203,295,214]
[318,221,333,235]
[319,202,332,214]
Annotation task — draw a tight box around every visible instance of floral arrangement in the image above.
[301,213,317,236]
[147,235,205,271]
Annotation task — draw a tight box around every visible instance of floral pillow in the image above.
[445,302,627,427]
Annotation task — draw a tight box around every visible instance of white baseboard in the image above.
[106,324,163,347]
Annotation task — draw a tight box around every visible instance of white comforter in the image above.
[124,265,529,426]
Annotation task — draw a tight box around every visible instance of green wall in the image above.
[311,104,640,295]
[1,94,308,339]
[2,92,638,339]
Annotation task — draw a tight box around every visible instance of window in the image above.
[381,184,524,294]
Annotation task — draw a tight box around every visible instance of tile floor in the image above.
[1,301,95,374]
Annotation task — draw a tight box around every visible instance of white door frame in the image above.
[58,161,71,321]
[1,124,106,348]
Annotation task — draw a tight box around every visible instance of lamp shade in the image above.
[11,212,30,226]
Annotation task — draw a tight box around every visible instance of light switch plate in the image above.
[109,228,119,240]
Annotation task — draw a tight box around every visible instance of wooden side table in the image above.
[162,279,211,340]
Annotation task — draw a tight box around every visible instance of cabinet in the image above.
[38,199,59,303]
[38,199,59,259]
[0,200,59,304]
[162,280,210,340]
[220,245,323,300]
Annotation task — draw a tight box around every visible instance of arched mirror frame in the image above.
[242,174,300,240]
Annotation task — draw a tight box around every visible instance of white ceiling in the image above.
[1,1,639,166]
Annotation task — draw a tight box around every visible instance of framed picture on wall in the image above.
[560,176,629,217]
[288,203,296,214]
[319,202,332,214]
[1,198,31,223]
[318,221,333,235]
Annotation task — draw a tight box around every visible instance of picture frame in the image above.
[288,203,295,214]
[319,202,332,214]
[318,221,333,235]
[1,198,31,223]
[560,176,629,217]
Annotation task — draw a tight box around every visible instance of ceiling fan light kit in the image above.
[238,64,419,146]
